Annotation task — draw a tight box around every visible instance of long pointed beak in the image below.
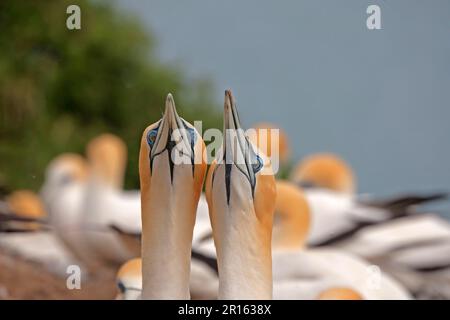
[223,90,258,198]
[149,94,195,182]
[152,93,189,156]
[164,93,183,131]
[223,90,245,162]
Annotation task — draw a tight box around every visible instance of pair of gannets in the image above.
[116,90,410,299]
[116,180,410,299]
[0,191,77,275]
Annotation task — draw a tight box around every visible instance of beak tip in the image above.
[224,89,233,111]
[165,93,176,113]
[166,93,174,104]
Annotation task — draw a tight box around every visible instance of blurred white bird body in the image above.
[192,194,213,245]
[335,214,450,270]
[0,190,78,275]
[82,181,142,264]
[272,248,410,299]
[270,181,410,300]
[0,231,76,276]
[41,154,101,270]
[304,189,389,245]
[290,152,450,298]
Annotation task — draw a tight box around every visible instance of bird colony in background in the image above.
[1,90,449,300]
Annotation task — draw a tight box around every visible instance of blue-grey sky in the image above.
[114,0,450,213]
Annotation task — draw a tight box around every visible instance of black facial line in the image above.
[235,105,258,196]
[245,139,258,198]
[225,162,232,205]
[149,120,196,184]
[152,119,164,150]
[181,119,196,176]
[148,120,163,174]
[221,152,257,205]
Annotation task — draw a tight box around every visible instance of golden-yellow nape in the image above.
[116,258,143,300]
[6,190,47,219]
[317,287,364,300]
[290,153,355,194]
[272,180,310,250]
[117,258,142,280]
[86,133,127,189]
[139,93,206,299]
[249,122,291,164]
[205,89,276,299]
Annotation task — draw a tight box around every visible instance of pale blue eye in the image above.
[147,128,159,148]
[252,155,263,173]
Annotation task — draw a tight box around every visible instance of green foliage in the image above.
[0,0,220,191]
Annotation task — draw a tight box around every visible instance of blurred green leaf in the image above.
[0,0,220,191]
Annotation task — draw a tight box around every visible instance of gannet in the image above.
[271,181,411,300]
[0,190,77,275]
[290,153,447,246]
[205,90,276,299]
[139,93,207,299]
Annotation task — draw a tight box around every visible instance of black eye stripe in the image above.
[213,149,264,205]
[147,119,197,183]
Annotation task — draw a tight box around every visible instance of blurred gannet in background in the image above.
[139,93,207,299]
[290,153,447,246]
[41,153,98,271]
[0,190,77,275]
[316,287,363,300]
[290,153,450,298]
[41,135,141,270]
[115,253,219,300]
[205,90,276,299]
[271,181,411,300]
[115,258,142,300]
[331,213,450,299]
[0,190,47,231]
[250,122,291,165]
[82,134,141,264]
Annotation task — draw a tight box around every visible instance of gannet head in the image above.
[116,258,142,300]
[139,93,206,210]
[290,153,355,195]
[249,122,291,164]
[206,89,276,233]
[5,190,47,231]
[205,90,276,299]
[41,153,89,203]
[86,133,127,189]
[272,181,310,250]
[6,190,47,220]
[317,287,364,300]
